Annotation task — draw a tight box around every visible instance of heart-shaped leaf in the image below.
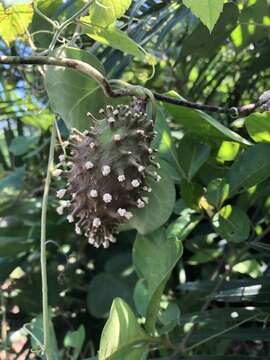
[212,205,250,243]
[183,0,224,32]
[45,46,105,130]
[88,0,132,28]
[128,163,176,235]
[133,228,183,334]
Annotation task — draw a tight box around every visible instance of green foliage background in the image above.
[0,0,270,359]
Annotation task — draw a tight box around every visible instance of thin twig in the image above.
[40,122,56,360]
[153,91,258,116]
[186,313,260,352]
[0,55,265,118]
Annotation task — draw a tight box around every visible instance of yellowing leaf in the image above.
[0,4,33,46]
[99,298,150,360]
[88,0,132,27]
[183,0,224,32]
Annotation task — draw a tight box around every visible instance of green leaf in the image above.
[231,0,270,50]
[188,248,223,265]
[158,303,181,334]
[133,208,200,317]
[133,228,183,334]
[88,0,132,27]
[133,280,150,317]
[30,311,58,360]
[23,108,54,130]
[166,207,202,243]
[0,3,33,46]
[177,135,211,181]
[245,112,270,143]
[205,178,229,209]
[183,0,224,32]
[128,162,176,235]
[9,136,38,156]
[0,236,34,256]
[152,106,184,180]
[180,3,239,59]
[83,23,145,59]
[211,205,250,243]
[87,273,134,318]
[180,180,204,210]
[227,143,270,195]
[64,325,85,360]
[0,256,26,283]
[99,298,150,360]
[233,259,262,279]
[45,46,105,130]
[216,141,240,162]
[104,252,133,275]
[0,166,26,202]
[164,91,250,145]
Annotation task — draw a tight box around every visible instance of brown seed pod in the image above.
[55,97,160,248]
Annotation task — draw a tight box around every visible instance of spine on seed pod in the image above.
[54,97,160,248]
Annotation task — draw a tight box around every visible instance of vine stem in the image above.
[47,0,95,54]
[40,122,56,360]
[0,55,266,117]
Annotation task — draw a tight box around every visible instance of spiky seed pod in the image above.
[55,97,160,248]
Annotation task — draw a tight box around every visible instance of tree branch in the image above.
[0,55,267,118]
[0,55,115,98]
[153,91,258,117]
